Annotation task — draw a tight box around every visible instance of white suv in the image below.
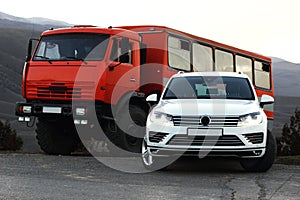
[142,72,276,172]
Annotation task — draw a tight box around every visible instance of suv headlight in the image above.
[149,111,173,126]
[238,112,263,126]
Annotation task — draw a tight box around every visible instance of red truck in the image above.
[16,25,273,155]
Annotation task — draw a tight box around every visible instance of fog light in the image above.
[76,108,86,116]
[23,106,32,114]
[74,119,80,124]
[81,120,88,125]
[24,117,31,122]
[253,150,262,156]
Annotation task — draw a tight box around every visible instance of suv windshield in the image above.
[163,76,255,100]
[33,33,109,61]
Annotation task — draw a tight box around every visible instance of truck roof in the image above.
[41,26,140,41]
[40,25,270,62]
[172,72,251,79]
[117,25,271,62]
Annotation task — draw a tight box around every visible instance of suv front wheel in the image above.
[240,130,277,172]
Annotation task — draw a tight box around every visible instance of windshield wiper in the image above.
[65,56,87,64]
[34,55,52,64]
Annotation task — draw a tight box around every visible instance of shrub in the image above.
[277,108,300,156]
[0,120,23,151]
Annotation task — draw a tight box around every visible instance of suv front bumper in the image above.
[146,123,267,158]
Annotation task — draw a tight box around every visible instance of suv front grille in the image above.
[167,135,244,146]
[172,116,239,127]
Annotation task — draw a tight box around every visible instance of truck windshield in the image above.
[163,76,255,100]
[33,33,109,61]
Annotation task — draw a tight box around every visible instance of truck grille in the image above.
[167,135,244,146]
[172,116,239,127]
[26,81,95,100]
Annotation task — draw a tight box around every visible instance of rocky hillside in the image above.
[0,12,71,120]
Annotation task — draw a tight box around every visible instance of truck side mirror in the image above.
[260,94,274,108]
[26,39,39,62]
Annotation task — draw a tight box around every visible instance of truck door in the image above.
[105,37,140,105]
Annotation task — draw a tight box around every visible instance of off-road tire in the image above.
[36,117,80,155]
[110,106,147,154]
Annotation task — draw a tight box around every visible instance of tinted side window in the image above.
[255,61,271,89]
[168,36,191,71]
[192,43,213,72]
[215,50,234,72]
[236,55,253,81]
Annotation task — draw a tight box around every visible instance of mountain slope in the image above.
[0,11,71,31]
[273,61,300,97]
[0,11,70,119]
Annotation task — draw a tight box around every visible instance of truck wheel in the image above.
[36,117,80,155]
[240,130,277,172]
[117,106,147,153]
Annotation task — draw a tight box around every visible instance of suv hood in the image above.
[155,99,260,116]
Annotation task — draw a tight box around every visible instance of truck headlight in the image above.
[76,108,86,116]
[238,112,263,126]
[23,106,32,114]
[149,111,173,126]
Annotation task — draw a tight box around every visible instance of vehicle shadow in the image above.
[166,157,245,173]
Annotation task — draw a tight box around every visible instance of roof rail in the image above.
[73,25,96,28]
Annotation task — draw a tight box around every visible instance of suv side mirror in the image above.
[260,94,274,108]
[146,94,158,102]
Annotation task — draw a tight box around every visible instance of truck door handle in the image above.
[130,78,136,82]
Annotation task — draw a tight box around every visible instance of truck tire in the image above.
[240,130,277,172]
[36,117,80,155]
[116,106,147,153]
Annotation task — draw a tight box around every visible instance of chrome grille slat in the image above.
[243,133,263,144]
[167,135,244,146]
[172,116,239,127]
[149,132,168,143]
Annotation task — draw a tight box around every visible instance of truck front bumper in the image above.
[15,102,88,125]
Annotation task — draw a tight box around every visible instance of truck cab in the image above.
[16,26,147,155]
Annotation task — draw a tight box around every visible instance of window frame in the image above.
[167,34,192,72]
[254,60,272,91]
[235,55,253,81]
[192,42,214,72]
[215,49,234,72]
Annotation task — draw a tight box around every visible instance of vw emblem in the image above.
[201,116,210,126]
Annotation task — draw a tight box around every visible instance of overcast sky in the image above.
[1,0,299,63]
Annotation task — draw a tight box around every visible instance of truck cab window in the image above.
[33,33,109,61]
[110,38,132,64]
